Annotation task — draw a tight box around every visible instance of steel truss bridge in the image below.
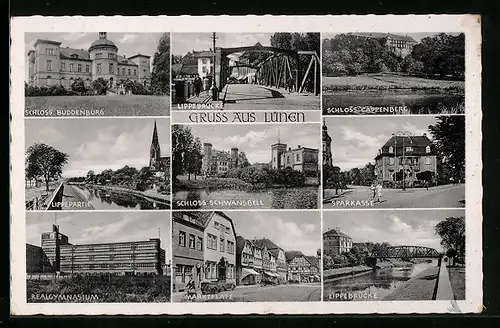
[216,44,320,96]
[367,246,442,260]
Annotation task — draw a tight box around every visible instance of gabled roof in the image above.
[236,236,247,254]
[128,53,151,59]
[375,135,435,159]
[59,47,90,61]
[285,250,304,262]
[324,229,351,239]
[190,50,215,58]
[251,238,283,252]
[382,135,432,148]
[305,255,319,268]
[117,55,138,66]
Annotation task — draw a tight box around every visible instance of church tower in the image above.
[150,121,161,170]
[271,129,287,170]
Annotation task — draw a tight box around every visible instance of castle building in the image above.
[271,140,319,176]
[374,133,437,187]
[149,120,170,178]
[323,228,353,256]
[29,224,166,275]
[350,32,418,57]
[201,143,239,177]
[27,32,151,90]
[323,121,333,167]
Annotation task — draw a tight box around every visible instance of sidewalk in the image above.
[436,260,455,300]
[185,93,211,104]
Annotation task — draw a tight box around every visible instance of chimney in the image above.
[298,145,301,148]
[288,147,291,151]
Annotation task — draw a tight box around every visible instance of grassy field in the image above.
[322,73,465,92]
[27,275,171,303]
[448,266,466,300]
[25,95,170,117]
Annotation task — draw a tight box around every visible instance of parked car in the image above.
[201,281,236,295]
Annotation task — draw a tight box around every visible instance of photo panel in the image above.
[172,123,321,210]
[172,210,321,302]
[322,209,465,302]
[322,115,465,209]
[25,117,171,210]
[25,32,171,117]
[26,211,172,303]
[322,32,465,115]
[172,32,320,111]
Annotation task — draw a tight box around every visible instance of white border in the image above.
[10,14,482,315]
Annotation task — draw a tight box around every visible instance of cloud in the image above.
[37,126,64,143]
[341,126,384,150]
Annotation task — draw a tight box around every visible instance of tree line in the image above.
[323,33,465,79]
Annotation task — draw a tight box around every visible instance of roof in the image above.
[59,47,91,61]
[351,32,417,43]
[33,39,61,47]
[89,37,118,51]
[305,255,319,267]
[251,238,283,252]
[285,250,304,262]
[236,236,247,254]
[116,55,138,66]
[190,50,215,58]
[128,53,151,59]
[382,135,432,148]
[376,135,434,159]
[324,229,351,239]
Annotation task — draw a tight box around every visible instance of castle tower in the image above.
[89,32,118,88]
[230,147,239,169]
[202,143,213,175]
[323,120,333,167]
[149,121,161,170]
[271,129,287,170]
[41,224,69,272]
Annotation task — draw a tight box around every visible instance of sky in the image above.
[322,32,462,43]
[323,209,465,252]
[172,33,273,56]
[25,118,170,178]
[324,116,439,171]
[25,32,166,80]
[26,212,170,252]
[182,123,321,164]
[228,211,321,256]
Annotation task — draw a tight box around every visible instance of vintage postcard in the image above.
[10,15,481,315]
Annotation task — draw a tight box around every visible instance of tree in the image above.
[25,143,69,191]
[71,78,86,94]
[185,137,203,180]
[86,170,95,183]
[326,166,342,194]
[151,33,170,95]
[91,77,108,95]
[435,216,465,266]
[237,151,250,168]
[428,116,465,184]
[172,125,194,180]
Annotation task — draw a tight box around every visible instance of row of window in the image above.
[387,156,432,165]
[178,231,204,251]
[206,233,235,254]
[388,145,431,153]
[213,221,231,234]
[60,62,90,73]
[60,262,156,269]
[44,60,142,76]
[94,52,116,59]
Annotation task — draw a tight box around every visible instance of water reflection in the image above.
[74,185,170,210]
[173,187,319,209]
[323,261,437,301]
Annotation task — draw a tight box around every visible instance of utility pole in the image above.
[394,131,413,191]
[211,32,219,101]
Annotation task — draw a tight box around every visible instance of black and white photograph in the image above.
[25,118,171,210]
[322,32,465,115]
[172,32,320,110]
[26,212,171,303]
[25,32,170,117]
[172,211,321,302]
[322,115,465,208]
[322,210,465,301]
[172,124,321,209]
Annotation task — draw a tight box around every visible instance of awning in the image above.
[264,271,280,278]
[242,268,260,278]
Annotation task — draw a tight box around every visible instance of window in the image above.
[108,53,114,58]
[220,237,225,252]
[227,241,234,254]
[109,63,114,74]
[95,53,102,59]
[207,234,217,250]
[225,226,230,234]
[70,54,78,59]
[188,234,195,249]
[389,146,394,153]
[69,63,74,71]
[77,64,82,72]
[214,221,220,230]
[86,65,90,73]
[133,69,137,76]
[46,60,52,71]
[122,68,125,75]
[45,48,54,55]
[286,156,290,164]
[61,62,65,70]
[197,236,203,251]
[97,63,101,73]
[426,145,431,153]
[425,156,431,165]
[296,153,300,161]
[405,146,413,152]
[179,231,186,247]
[143,68,146,74]
[202,59,207,64]
[128,69,131,75]
[389,157,395,165]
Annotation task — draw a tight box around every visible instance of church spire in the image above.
[150,120,161,169]
[152,120,159,144]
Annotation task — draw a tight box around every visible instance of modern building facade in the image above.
[323,228,353,256]
[323,121,333,168]
[149,120,170,178]
[374,133,437,187]
[285,251,320,283]
[28,224,166,275]
[27,32,151,89]
[172,211,205,291]
[350,32,418,57]
[26,243,52,273]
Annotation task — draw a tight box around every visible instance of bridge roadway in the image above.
[218,84,319,111]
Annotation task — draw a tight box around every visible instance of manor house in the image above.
[27,32,151,90]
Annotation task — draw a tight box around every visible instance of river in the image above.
[66,184,170,210]
[173,186,319,209]
[323,260,438,301]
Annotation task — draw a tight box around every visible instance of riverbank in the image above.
[85,184,171,204]
[174,177,318,192]
[448,265,466,300]
[383,266,439,301]
[323,266,373,282]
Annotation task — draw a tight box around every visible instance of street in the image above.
[323,184,465,208]
[172,283,321,302]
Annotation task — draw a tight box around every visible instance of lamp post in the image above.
[210,32,219,101]
[393,131,413,191]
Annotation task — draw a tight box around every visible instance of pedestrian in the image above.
[203,76,210,95]
[425,180,429,191]
[194,75,202,97]
[376,182,383,203]
[370,182,376,201]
